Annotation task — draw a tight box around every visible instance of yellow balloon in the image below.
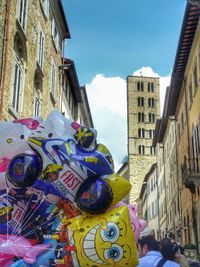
[67,205,138,267]
[105,173,132,205]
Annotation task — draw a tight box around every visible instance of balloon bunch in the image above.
[0,110,146,267]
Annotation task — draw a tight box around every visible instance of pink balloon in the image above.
[0,157,9,172]
[0,234,51,264]
[112,202,147,242]
[0,255,14,267]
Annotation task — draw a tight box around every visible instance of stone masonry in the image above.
[0,0,66,121]
[127,76,160,203]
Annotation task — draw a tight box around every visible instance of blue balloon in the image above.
[6,153,42,187]
[76,177,113,214]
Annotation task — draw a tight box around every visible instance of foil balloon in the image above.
[76,177,113,214]
[28,135,114,208]
[6,153,42,187]
[0,234,51,264]
[74,125,97,149]
[104,173,132,205]
[0,117,41,159]
[112,202,147,242]
[65,205,139,267]
[30,109,80,139]
[0,157,10,172]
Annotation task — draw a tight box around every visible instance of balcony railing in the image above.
[181,158,200,193]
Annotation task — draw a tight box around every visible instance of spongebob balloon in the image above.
[66,205,138,267]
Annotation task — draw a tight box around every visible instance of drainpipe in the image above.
[0,0,11,120]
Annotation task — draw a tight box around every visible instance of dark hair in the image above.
[161,244,179,261]
[160,238,172,249]
[138,236,160,252]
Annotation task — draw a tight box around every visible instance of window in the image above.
[138,128,145,138]
[149,129,154,139]
[149,113,155,123]
[11,58,24,113]
[151,83,154,92]
[193,63,198,94]
[137,81,144,91]
[17,0,28,31]
[148,82,151,92]
[148,82,154,92]
[34,90,41,116]
[50,58,56,96]
[37,27,45,69]
[138,112,145,122]
[40,0,49,18]
[137,97,144,106]
[34,70,42,116]
[139,145,145,154]
[51,18,62,51]
[148,98,155,107]
[150,146,155,155]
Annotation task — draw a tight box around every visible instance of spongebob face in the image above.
[68,206,138,267]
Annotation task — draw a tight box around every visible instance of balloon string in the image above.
[14,212,61,241]
[12,195,46,241]
[18,190,45,230]
[9,192,36,239]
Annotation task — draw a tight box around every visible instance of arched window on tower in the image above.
[139,145,145,154]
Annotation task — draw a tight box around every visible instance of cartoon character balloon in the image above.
[65,205,139,267]
[113,202,147,242]
[0,117,41,159]
[0,110,138,267]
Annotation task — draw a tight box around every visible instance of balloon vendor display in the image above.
[0,110,146,266]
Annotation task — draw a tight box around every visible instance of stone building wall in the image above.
[127,76,160,203]
[0,0,66,121]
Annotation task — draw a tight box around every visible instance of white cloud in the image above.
[132,66,159,78]
[86,68,171,171]
[86,74,127,171]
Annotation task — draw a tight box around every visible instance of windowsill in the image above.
[16,19,27,42]
[8,106,20,119]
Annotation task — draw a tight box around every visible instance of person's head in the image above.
[170,239,177,245]
[139,227,155,239]
[137,236,160,258]
[160,238,171,249]
[161,243,180,262]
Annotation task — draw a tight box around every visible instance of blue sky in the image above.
[62,0,185,84]
[62,1,186,170]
